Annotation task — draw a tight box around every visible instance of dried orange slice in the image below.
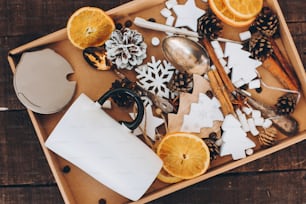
[157,168,184,184]
[67,7,115,49]
[224,0,263,20]
[209,0,255,28]
[156,132,210,179]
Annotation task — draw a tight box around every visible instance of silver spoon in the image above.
[162,36,210,75]
[162,36,299,136]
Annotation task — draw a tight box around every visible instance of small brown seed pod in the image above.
[258,127,278,147]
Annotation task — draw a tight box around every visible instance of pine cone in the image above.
[248,33,273,61]
[197,11,223,41]
[105,28,147,70]
[254,7,279,38]
[275,93,298,115]
[204,138,220,161]
[258,127,278,147]
[110,79,138,107]
[167,71,193,93]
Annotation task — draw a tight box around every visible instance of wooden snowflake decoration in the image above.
[135,56,175,99]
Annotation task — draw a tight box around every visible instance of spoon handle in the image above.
[113,68,174,113]
[236,89,299,136]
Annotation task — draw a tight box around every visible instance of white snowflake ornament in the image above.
[135,56,175,99]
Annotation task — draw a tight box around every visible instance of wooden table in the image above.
[0,0,305,203]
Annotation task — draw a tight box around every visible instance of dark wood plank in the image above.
[149,171,306,204]
[0,111,55,184]
[276,0,306,68]
[232,140,306,172]
[0,186,63,204]
[1,0,131,37]
[278,0,306,23]
[0,0,131,109]
[287,22,306,68]
[0,0,305,203]
[0,110,304,203]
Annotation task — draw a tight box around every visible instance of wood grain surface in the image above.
[0,0,305,203]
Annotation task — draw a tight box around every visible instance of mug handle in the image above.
[97,88,144,130]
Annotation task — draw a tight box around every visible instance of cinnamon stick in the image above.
[263,56,298,91]
[207,69,234,115]
[213,69,234,113]
[270,38,301,89]
[202,38,236,93]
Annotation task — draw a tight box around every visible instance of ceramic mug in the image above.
[45,88,163,201]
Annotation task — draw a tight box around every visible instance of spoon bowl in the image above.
[162,36,210,75]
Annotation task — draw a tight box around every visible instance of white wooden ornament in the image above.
[220,114,256,160]
[160,8,172,18]
[224,42,262,87]
[172,0,205,31]
[181,93,224,133]
[130,105,164,141]
[165,0,178,9]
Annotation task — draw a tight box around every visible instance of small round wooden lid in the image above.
[13,49,76,114]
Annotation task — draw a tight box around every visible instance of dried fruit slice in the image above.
[224,0,263,20]
[209,0,255,27]
[157,168,184,184]
[157,132,210,179]
[67,7,115,49]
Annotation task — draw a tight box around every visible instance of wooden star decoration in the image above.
[172,0,206,31]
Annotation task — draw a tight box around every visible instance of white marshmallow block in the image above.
[247,118,259,136]
[245,148,254,155]
[254,117,264,126]
[151,37,160,46]
[239,31,252,41]
[236,109,250,132]
[160,8,172,18]
[252,109,261,119]
[248,79,261,89]
[263,119,273,129]
[211,40,222,50]
[165,0,177,9]
[165,15,175,26]
[242,106,252,115]
[211,40,224,58]
[215,49,224,59]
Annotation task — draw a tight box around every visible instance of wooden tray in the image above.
[8,0,306,203]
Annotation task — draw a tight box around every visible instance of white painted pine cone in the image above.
[105,28,147,70]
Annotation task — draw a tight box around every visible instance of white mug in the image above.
[45,88,162,201]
